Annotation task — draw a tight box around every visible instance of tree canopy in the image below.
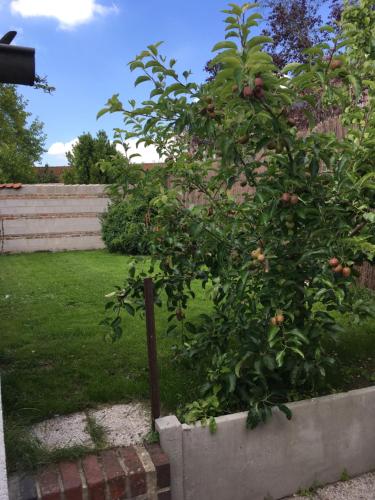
[0,84,46,183]
[64,130,121,184]
[205,1,343,78]
[262,0,336,68]
[100,0,375,427]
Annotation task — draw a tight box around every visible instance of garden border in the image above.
[156,386,375,500]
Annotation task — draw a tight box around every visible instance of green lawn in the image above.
[0,250,205,426]
[0,250,374,472]
[1,250,374,421]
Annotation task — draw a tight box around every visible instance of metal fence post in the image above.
[143,277,161,429]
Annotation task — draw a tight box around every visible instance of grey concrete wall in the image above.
[0,185,109,253]
[156,386,375,500]
[0,383,8,500]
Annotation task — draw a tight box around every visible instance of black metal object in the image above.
[0,31,35,86]
[0,31,17,44]
[143,277,161,429]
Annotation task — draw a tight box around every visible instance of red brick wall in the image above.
[9,444,170,500]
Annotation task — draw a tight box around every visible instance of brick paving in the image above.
[8,445,171,500]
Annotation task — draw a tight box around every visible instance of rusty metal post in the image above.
[143,277,161,429]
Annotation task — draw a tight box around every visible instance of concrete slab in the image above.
[89,403,150,447]
[31,412,93,450]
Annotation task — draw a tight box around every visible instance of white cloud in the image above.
[46,137,162,164]
[116,140,163,164]
[48,138,78,156]
[10,0,118,29]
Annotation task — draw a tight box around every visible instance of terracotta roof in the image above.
[0,183,22,189]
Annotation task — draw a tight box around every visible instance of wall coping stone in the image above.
[0,185,108,197]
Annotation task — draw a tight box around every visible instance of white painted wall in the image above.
[0,184,109,253]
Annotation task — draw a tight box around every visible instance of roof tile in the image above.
[0,183,22,189]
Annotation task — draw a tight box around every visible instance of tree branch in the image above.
[349,221,367,237]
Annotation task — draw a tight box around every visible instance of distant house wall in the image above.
[34,166,72,183]
[0,184,109,253]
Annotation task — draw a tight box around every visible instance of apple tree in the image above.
[100,1,375,427]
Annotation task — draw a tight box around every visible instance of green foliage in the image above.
[61,167,76,184]
[64,130,121,184]
[101,201,151,254]
[0,251,374,473]
[37,164,59,183]
[182,396,221,433]
[0,84,45,183]
[0,251,204,471]
[101,161,168,254]
[85,415,107,449]
[4,417,94,473]
[145,430,160,444]
[340,468,350,481]
[101,2,375,426]
[296,481,322,497]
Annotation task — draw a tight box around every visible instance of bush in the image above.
[37,165,58,183]
[100,161,168,255]
[62,168,77,184]
[101,199,150,254]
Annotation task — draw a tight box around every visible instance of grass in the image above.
[325,299,375,393]
[0,250,206,425]
[85,415,107,449]
[4,418,95,473]
[296,481,322,498]
[340,469,350,482]
[0,250,207,471]
[0,249,374,471]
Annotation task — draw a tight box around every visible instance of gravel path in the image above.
[31,403,151,450]
[286,471,375,500]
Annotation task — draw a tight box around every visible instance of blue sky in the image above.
[0,1,330,165]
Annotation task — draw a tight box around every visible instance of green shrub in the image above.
[101,199,150,255]
[100,162,168,255]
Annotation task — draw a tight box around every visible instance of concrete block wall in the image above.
[0,185,109,253]
[156,386,375,500]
